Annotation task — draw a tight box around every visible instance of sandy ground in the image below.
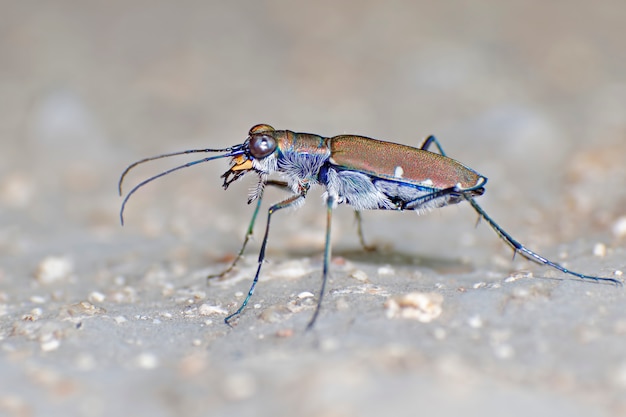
[1,1,626,416]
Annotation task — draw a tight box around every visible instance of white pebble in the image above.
[612,216,626,238]
[198,304,228,316]
[468,315,483,328]
[384,292,443,322]
[40,336,60,352]
[35,256,73,284]
[88,291,106,303]
[593,242,607,257]
[377,265,395,276]
[350,270,369,282]
[29,295,46,304]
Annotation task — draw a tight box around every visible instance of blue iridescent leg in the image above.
[208,180,290,280]
[421,135,620,284]
[307,195,336,330]
[224,192,306,326]
[466,197,621,285]
[420,135,446,155]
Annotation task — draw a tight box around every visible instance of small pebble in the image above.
[505,271,533,282]
[40,335,61,352]
[377,265,395,276]
[35,256,73,284]
[198,304,228,316]
[88,291,106,303]
[612,216,626,239]
[30,295,46,304]
[350,269,369,282]
[384,292,443,322]
[468,315,483,328]
[593,242,607,257]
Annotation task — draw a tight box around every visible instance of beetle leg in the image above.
[208,180,290,280]
[354,211,376,252]
[225,191,307,326]
[420,135,447,156]
[466,197,621,286]
[307,194,336,329]
[403,186,464,211]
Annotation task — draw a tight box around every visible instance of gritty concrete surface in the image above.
[1,1,626,416]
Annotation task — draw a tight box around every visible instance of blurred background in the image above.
[1,1,626,416]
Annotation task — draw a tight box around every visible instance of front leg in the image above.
[208,180,290,280]
[224,191,307,326]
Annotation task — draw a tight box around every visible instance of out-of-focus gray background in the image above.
[1,1,626,416]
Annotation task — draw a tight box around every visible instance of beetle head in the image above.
[221,124,279,189]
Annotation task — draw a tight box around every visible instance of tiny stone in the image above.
[612,216,626,239]
[35,256,73,284]
[297,291,314,299]
[30,295,46,304]
[88,291,106,303]
[384,292,443,322]
[198,304,228,316]
[468,315,483,328]
[40,336,60,352]
[350,270,369,282]
[377,265,395,276]
[506,270,533,282]
[593,242,607,257]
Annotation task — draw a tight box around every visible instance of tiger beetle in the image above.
[119,124,621,329]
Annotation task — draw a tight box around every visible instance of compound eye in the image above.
[249,134,277,158]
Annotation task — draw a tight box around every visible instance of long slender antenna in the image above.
[466,196,621,285]
[119,150,242,225]
[119,147,238,195]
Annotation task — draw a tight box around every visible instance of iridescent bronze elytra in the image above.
[119,124,621,329]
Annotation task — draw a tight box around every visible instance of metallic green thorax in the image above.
[275,130,331,158]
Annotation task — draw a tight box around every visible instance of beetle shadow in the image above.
[282,246,474,275]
